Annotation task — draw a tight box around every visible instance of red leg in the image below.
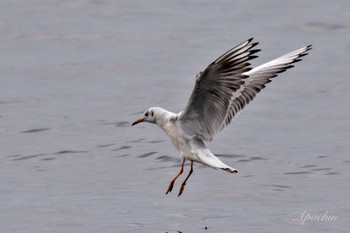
[166,160,185,194]
[178,161,193,196]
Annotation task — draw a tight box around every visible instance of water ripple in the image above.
[21,128,50,133]
[138,152,157,158]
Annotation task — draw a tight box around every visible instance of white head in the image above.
[131,107,160,126]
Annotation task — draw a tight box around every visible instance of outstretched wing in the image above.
[178,38,260,141]
[221,45,312,130]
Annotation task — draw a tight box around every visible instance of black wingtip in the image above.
[247,37,254,43]
[249,55,259,60]
[297,45,313,61]
[247,38,259,47]
[304,45,313,53]
[250,49,261,55]
[251,42,259,47]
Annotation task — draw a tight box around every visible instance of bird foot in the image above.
[178,183,185,197]
[166,181,175,194]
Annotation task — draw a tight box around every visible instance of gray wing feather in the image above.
[179,38,260,141]
[221,45,312,130]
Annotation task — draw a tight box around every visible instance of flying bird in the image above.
[132,38,311,196]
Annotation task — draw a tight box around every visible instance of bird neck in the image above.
[154,108,177,129]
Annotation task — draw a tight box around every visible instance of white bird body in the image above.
[152,107,236,171]
[132,38,311,196]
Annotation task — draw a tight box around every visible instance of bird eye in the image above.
[145,112,149,117]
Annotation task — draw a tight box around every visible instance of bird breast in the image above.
[162,121,188,153]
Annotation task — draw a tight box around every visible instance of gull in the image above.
[132,38,311,196]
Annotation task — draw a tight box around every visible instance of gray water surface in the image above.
[1,1,349,232]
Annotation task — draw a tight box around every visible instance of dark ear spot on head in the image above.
[151,111,154,117]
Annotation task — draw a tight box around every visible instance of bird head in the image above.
[132,107,157,126]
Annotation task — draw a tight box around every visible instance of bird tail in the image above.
[199,149,238,173]
[190,138,238,173]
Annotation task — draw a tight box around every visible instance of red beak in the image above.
[131,118,144,126]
